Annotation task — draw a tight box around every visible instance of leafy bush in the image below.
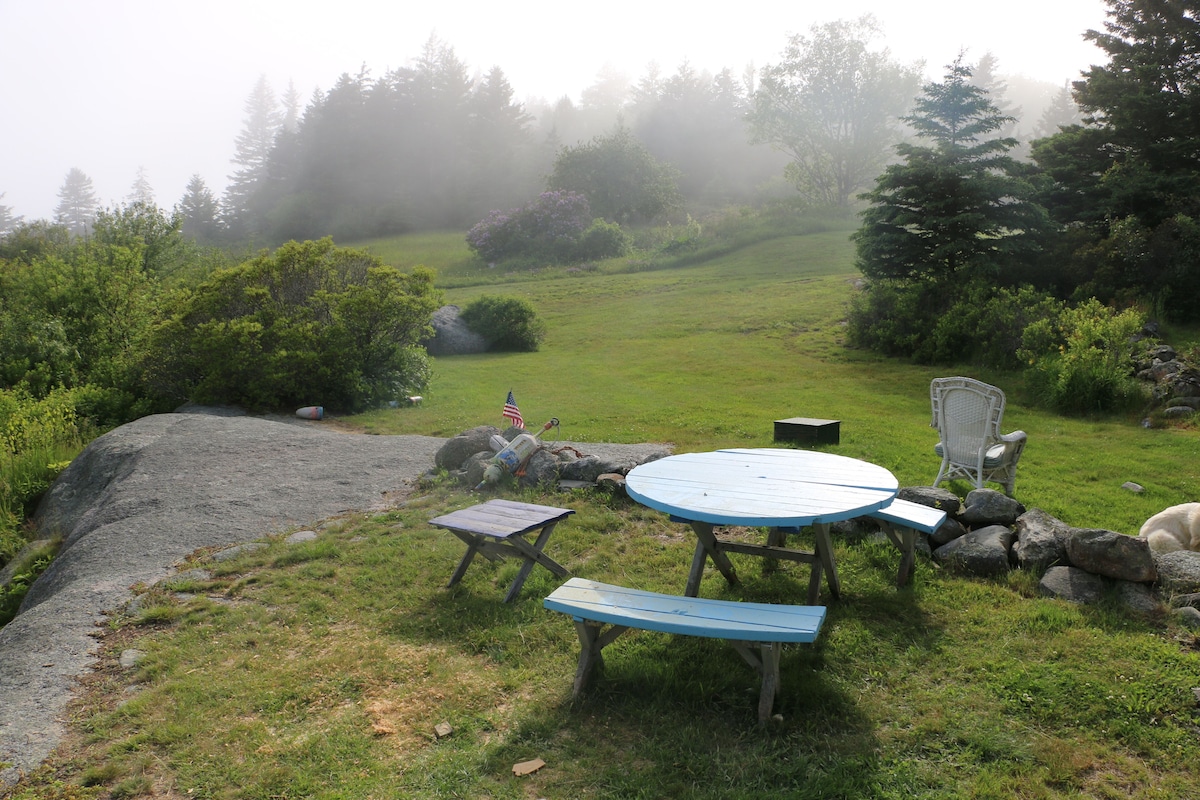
[848,279,1065,369]
[0,387,81,568]
[466,191,591,265]
[575,219,630,261]
[1018,298,1149,414]
[156,238,441,412]
[459,295,547,352]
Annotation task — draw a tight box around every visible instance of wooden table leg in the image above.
[447,532,483,588]
[687,521,738,596]
[763,526,787,574]
[502,522,569,603]
[810,523,841,603]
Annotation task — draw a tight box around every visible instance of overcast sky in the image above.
[0,0,1112,221]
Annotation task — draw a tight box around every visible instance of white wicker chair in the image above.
[930,377,1027,497]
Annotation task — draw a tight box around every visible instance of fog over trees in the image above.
[1,26,1076,249]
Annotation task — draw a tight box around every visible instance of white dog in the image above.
[1138,503,1200,554]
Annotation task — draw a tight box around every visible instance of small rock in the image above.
[596,473,626,492]
[285,530,318,544]
[434,722,453,739]
[119,649,147,669]
[1121,482,1145,493]
[1174,606,1200,629]
[208,542,268,562]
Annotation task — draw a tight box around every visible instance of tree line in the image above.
[3,24,1078,248]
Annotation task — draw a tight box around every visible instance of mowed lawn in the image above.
[357,229,1199,537]
[18,228,1200,800]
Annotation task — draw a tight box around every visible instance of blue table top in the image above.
[625,448,898,527]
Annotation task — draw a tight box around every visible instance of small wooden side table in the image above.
[430,499,574,602]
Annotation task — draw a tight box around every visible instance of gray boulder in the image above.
[1065,528,1156,583]
[1153,550,1200,594]
[929,517,967,548]
[435,425,502,471]
[897,486,963,516]
[518,449,564,487]
[1012,508,1071,574]
[959,489,1025,526]
[1117,581,1161,615]
[460,451,494,488]
[933,524,1014,577]
[1039,565,1105,604]
[423,305,488,356]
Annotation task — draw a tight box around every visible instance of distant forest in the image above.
[0,20,1094,259]
[1,31,1074,249]
[215,37,796,244]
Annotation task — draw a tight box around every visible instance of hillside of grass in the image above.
[12,225,1200,799]
[351,227,1197,537]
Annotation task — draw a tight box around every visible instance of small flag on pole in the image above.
[502,390,524,428]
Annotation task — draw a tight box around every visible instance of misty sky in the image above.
[0,0,1111,221]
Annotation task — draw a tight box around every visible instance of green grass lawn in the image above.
[13,227,1200,799]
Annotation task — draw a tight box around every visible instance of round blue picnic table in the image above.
[625,448,898,601]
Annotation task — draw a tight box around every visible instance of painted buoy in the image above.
[296,406,323,420]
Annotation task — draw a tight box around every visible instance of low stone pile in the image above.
[431,425,669,489]
[872,486,1200,626]
[1134,339,1200,422]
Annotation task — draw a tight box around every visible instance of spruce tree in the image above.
[178,174,220,241]
[54,167,100,236]
[854,58,1051,285]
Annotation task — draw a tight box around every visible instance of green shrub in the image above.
[1018,298,1149,414]
[157,238,441,412]
[0,387,81,568]
[459,295,547,352]
[573,219,630,261]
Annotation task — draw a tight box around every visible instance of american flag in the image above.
[502,390,524,428]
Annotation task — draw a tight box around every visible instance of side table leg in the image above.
[503,522,569,603]
[447,532,482,588]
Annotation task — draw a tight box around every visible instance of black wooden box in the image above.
[773,417,841,445]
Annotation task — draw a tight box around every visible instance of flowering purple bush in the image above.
[466,191,592,264]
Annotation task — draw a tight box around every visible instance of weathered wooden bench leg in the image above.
[896,527,916,587]
[758,643,782,725]
[503,522,569,602]
[571,619,628,698]
[877,522,918,587]
[686,521,739,597]
[730,640,783,725]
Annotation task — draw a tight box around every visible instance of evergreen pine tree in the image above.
[54,167,100,236]
[178,174,220,242]
[0,193,22,235]
[222,74,282,236]
[126,166,155,205]
[854,58,1052,285]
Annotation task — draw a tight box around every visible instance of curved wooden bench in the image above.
[544,578,826,724]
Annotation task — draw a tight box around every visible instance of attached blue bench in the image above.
[544,578,826,724]
[865,498,947,587]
